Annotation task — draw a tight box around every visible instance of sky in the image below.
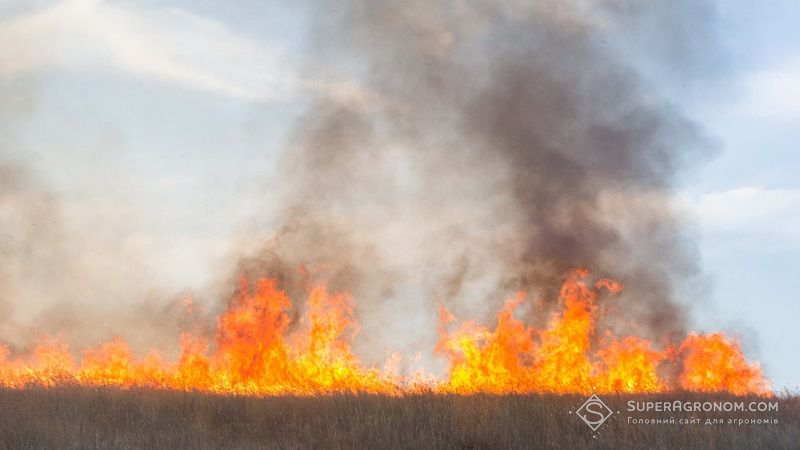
[0,0,798,388]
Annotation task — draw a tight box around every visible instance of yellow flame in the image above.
[0,270,770,396]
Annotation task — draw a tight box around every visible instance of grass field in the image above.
[0,387,796,449]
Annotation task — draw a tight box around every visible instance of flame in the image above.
[435,270,667,394]
[678,333,770,395]
[0,270,770,395]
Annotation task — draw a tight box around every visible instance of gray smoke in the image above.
[0,0,722,365]
[241,0,719,354]
[0,73,200,355]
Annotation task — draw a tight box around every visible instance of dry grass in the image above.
[0,387,796,449]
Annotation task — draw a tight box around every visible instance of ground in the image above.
[0,387,796,449]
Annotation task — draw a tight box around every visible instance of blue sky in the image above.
[0,0,798,388]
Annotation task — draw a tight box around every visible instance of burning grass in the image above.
[0,387,795,449]
[0,270,770,396]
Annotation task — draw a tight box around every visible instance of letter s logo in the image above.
[575,394,612,431]
[578,400,607,426]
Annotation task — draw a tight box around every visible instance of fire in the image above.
[678,333,770,395]
[0,270,770,396]
[435,270,666,394]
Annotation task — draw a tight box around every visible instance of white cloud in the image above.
[738,61,800,118]
[0,0,374,106]
[686,187,800,237]
[0,0,288,100]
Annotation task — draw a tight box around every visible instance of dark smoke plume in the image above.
[241,0,719,356]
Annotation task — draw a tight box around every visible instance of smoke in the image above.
[0,73,198,355]
[241,0,719,358]
[0,0,723,368]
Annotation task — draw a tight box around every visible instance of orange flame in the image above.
[0,270,770,396]
[435,270,668,394]
[678,333,770,395]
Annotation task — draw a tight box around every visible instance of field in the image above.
[0,387,796,449]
